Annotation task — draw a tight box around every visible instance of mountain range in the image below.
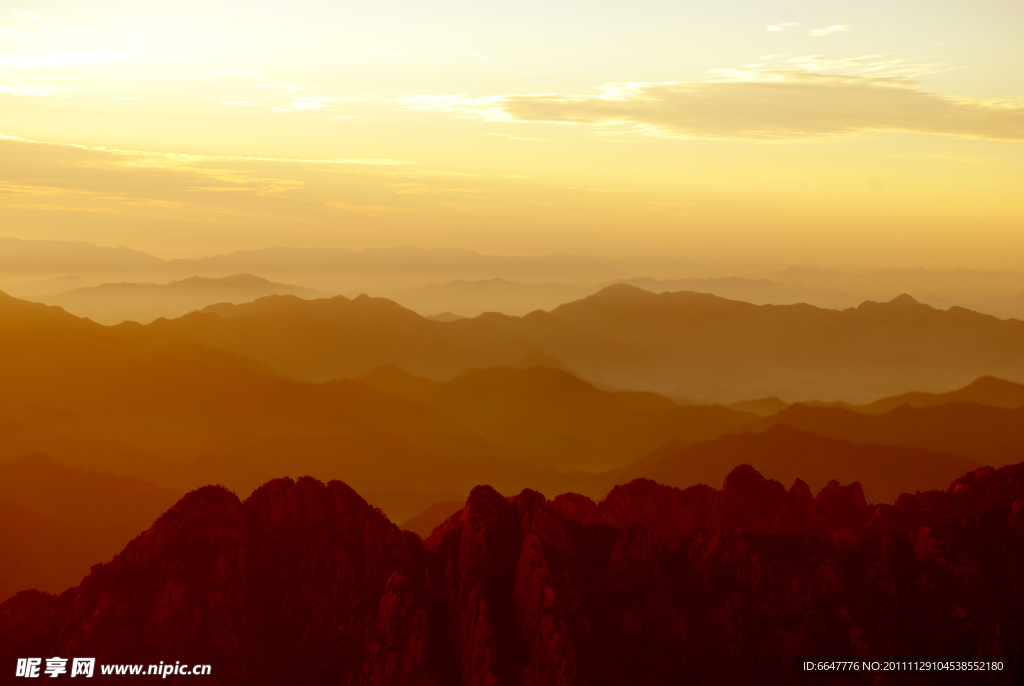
[3,286,1022,499]
[0,238,625,293]
[112,284,1024,402]
[356,365,754,471]
[383,278,592,318]
[28,275,329,325]
[802,374,1024,413]
[6,237,1024,318]
[0,454,179,603]
[611,424,977,504]
[4,275,1024,685]
[2,461,1021,684]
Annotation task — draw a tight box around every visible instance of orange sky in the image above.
[1,0,1022,267]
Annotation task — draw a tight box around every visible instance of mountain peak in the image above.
[888,293,921,306]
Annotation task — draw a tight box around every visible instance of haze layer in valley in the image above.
[5,237,1024,321]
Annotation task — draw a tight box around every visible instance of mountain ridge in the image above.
[104,284,1024,402]
[3,461,1022,683]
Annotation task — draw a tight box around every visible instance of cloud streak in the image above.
[404,72,1024,142]
[811,25,851,36]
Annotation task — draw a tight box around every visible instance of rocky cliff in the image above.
[3,464,1022,684]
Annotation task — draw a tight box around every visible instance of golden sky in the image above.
[1,0,1022,267]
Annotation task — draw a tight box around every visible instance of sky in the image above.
[1,0,1022,267]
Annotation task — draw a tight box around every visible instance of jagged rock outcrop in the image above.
[3,463,1023,685]
[590,465,874,544]
[363,572,433,686]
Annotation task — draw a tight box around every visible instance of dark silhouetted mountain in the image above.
[357,365,754,470]
[615,424,978,504]
[401,501,465,538]
[0,454,179,602]
[31,274,329,325]
[4,463,1022,684]
[757,402,1024,467]
[590,465,872,543]
[115,285,1024,402]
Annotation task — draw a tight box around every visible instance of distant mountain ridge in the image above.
[0,238,626,293]
[3,285,1023,530]
[617,275,863,310]
[755,401,1024,467]
[385,277,592,317]
[7,236,1024,317]
[617,424,978,503]
[0,454,179,602]
[29,274,329,325]
[114,284,1024,402]
[804,375,1024,413]
[357,365,754,470]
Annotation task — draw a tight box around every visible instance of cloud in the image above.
[365,51,401,57]
[0,26,29,36]
[13,11,37,19]
[0,53,135,68]
[0,84,70,96]
[767,23,798,31]
[811,25,851,36]
[253,78,363,114]
[404,72,1024,142]
[484,133,547,141]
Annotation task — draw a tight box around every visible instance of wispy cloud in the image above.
[892,154,995,165]
[811,25,851,36]
[254,78,362,114]
[13,11,37,19]
[767,23,797,32]
[0,84,70,96]
[0,53,135,68]
[780,54,943,78]
[404,72,1024,142]
[0,26,29,36]
[484,133,547,141]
